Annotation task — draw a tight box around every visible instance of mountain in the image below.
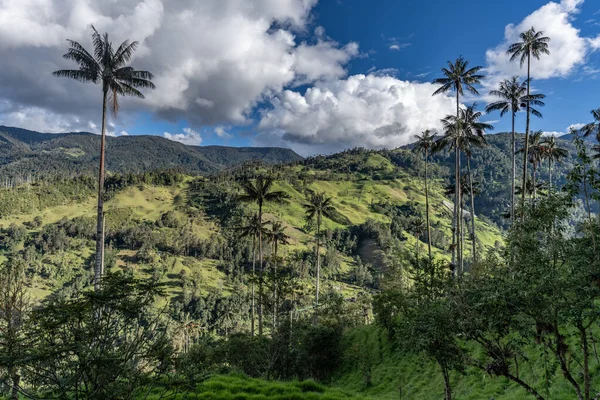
[0,125,303,177]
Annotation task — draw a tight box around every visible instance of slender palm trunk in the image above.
[548,159,552,191]
[258,203,264,337]
[454,91,462,274]
[532,161,538,200]
[273,240,278,331]
[425,149,432,261]
[415,233,420,266]
[251,235,256,337]
[94,87,108,291]
[467,155,476,264]
[315,214,321,308]
[521,53,531,219]
[511,112,516,225]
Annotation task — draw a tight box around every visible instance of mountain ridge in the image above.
[0,125,303,176]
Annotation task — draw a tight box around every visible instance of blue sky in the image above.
[1,0,600,154]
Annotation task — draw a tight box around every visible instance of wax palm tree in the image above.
[485,77,545,224]
[267,220,291,259]
[540,135,568,190]
[518,131,544,200]
[53,26,155,290]
[239,176,287,336]
[432,56,484,272]
[507,27,551,213]
[438,104,492,265]
[266,220,290,328]
[408,216,426,266]
[303,191,336,307]
[413,130,437,262]
[236,213,266,336]
[583,108,600,143]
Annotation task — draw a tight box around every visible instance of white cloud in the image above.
[389,43,410,51]
[213,126,231,139]
[0,0,357,133]
[257,74,456,155]
[163,127,202,145]
[542,122,585,136]
[484,0,591,90]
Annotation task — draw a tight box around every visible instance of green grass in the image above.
[334,325,600,400]
[145,375,360,399]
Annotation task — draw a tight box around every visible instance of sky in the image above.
[0,0,599,156]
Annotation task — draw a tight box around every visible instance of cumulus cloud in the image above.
[163,127,202,145]
[0,0,356,134]
[480,0,600,102]
[257,74,456,155]
[483,0,595,87]
[542,122,585,136]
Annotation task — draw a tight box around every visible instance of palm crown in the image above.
[53,25,155,114]
[414,130,437,153]
[237,213,266,239]
[582,108,600,141]
[507,27,551,66]
[541,136,568,162]
[432,56,484,97]
[437,104,492,152]
[267,221,290,247]
[304,192,336,222]
[239,176,288,208]
[485,76,545,117]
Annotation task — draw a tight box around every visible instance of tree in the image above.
[53,26,155,290]
[239,176,287,336]
[517,131,544,200]
[0,258,30,400]
[432,56,484,273]
[540,135,567,190]
[236,213,266,336]
[303,191,336,308]
[437,104,491,266]
[507,27,550,215]
[25,274,172,399]
[486,76,545,224]
[413,130,437,261]
[408,216,426,265]
[582,108,600,142]
[266,220,290,329]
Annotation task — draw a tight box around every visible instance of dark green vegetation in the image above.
[0,125,302,179]
[3,22,600,400]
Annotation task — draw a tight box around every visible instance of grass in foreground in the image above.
[147,375,361,399]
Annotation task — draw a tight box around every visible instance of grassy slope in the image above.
[335,326,600,400]
[147,375,358,399]
[0,155,503,302]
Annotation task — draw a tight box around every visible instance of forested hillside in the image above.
[0,125,302,179]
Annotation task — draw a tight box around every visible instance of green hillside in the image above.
[0,151,502,304]
[0,125,302,178]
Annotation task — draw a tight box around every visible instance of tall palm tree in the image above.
[439,105,492,264]
[507,27,551,214]
[408,216,426,266]
[303,191,336,308]
[267,220,291,259]
[53,26,155,290]
[266,220,290,329]
[236,213,266,336]
[239,176,287,336]
[518,131,544,200]
[432,56,484,272]
[485,77,545,224]
[413,130,437,262]
[583,108,600,142]
[540,135,568,190]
